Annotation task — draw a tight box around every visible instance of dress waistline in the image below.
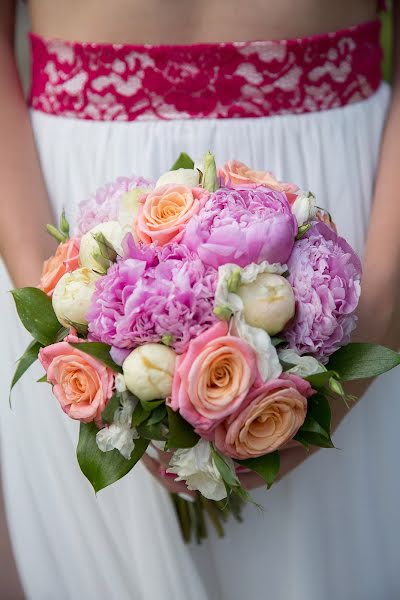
[28,20,383,122]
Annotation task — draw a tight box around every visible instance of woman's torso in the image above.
[27,0,378,44]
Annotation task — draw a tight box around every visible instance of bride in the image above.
[1,0,399,598]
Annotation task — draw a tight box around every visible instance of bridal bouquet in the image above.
[11,152,400,542]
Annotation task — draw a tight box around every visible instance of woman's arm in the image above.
[0,0,55,288]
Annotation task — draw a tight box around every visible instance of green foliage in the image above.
[166,407,199,449]
[202,151,219,192]
[295,393,334,448]
[11,287,63,346]
[77,422,148,493]
[327,343,400,381]
[237,452,280,489]
[10,340,42,399]
[101,393,120,425]
[70,342,123,373]
[170,153,195,170]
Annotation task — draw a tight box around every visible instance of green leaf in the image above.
[294,431,335,449]
[77,422,149,493]
[202,151,219,192]
[271,337,285,347]
[307,393,331,435]
[46,223,67,243]
[166,407,199,449]
[70,342,123,373]
[10,340,42,397]
[327,343,400,381]
[139,398,165,411]
[295,393,334,449]
[305,370,336,388]
[146,405,167,426]
[11,287,62,346]
[211,448,240,488]
[101,393,120,425]
[37,374,48,383]
[236,452,280,489]
[131,402,150,427]
[170,153,195,171]
[137,421,168,441]
[59,210,70,237]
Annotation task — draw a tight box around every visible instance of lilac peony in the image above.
[87,236,218,354]
[75,176,151,236]
[182,186,298,268]
[286,222,362,362]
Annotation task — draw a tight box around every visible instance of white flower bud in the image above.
[118,188,149,233]
[79,221,124,271]
[278,349,325,378]
[237,272,295,336]
[156,168,200,188]
[52,267,100,328]
[291,191,318,226]
[122,343,176,402]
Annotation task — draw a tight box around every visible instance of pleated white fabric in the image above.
[1,82,399,600]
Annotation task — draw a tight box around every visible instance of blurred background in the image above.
[0,2,395,598]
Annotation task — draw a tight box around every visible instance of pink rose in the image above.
[219,160,298,194]
[214,374,312,459]
[168,321,259,434]
[135,184,205,246]
[39,342,114,426]
[39,238,80,296]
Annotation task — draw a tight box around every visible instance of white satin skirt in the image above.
[1,82,399,600]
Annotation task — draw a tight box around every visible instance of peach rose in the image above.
[219,160,298,194]
[39,341,114,426]
[168,321,259,434]
[214,374,312,459]
[135,184,205,246]
[39,238,80,296]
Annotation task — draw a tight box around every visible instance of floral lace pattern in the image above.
[29,21,382,122]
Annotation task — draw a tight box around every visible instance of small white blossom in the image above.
[156,168,200,188]
[96,395,138,460]
[167,440,229,501]
[79,221,125,271]
[52,267,101,328]
[291,191,318,226]
[279,349,325,378]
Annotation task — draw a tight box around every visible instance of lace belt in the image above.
[28,20,382,122]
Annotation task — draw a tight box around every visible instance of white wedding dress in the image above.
[1,10,399,600]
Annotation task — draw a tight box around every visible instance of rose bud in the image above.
[156,168,200,189]
[79,221,125,272]
[52,267,101,328]
[122,343,176,402]
[237,272,295,336]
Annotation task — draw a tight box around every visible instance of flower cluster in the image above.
[32,156,363,504]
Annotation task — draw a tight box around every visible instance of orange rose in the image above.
[135,184,205,246]
[214,374,312,459]
[219,160,298,194]
[39,238,80,296]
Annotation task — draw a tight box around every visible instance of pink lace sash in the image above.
[29,20,382,122]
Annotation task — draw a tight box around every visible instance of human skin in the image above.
[0,0,399,525]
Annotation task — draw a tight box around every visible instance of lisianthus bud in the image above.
[52,267,101,327]
[122,343,176,402]
[291,191,318,226]
[156,168,200,188]
[237,272,295,335]
[79,221,124,272]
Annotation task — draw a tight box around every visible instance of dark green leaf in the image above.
[137,421,168,441]
[327,343,400,381]
[271,337,285,347]
[70,342,123,373]
[11,287,62,346]
[101,393,120,425]
[146,405,167,426]
[237,452,280,489]
[170,153,195,170]
[10,340,42,397]
[166,407,199,449]
[131,402,150,427]
[305,370,337,388]
[139,398,165,411]
[77,422,149,493]
[211,448,240,488]
[307,393,331,435]
[37,374,48,383]
[294,431,335,449]
[54,327,69,342]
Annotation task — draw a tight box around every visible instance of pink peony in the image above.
[214,374,312,459]
[168,322,259,434]
[182,186,298,268]
[286,222,362,361]
[87,236,218,354]
[39,341,114,427]
[75,176,151,236]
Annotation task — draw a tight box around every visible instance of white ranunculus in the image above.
[214,261,287,317]
[156,168,200,188]
[122,343,176,402]
[52,267,100,328]
[278,349,325,378]
[231,314,282,382]
[118,187,149,234]
[237,272,295,335]
[96,394,139,460]
[167,439,229,501]
[291,190,318,227]
[79,221,125,271]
